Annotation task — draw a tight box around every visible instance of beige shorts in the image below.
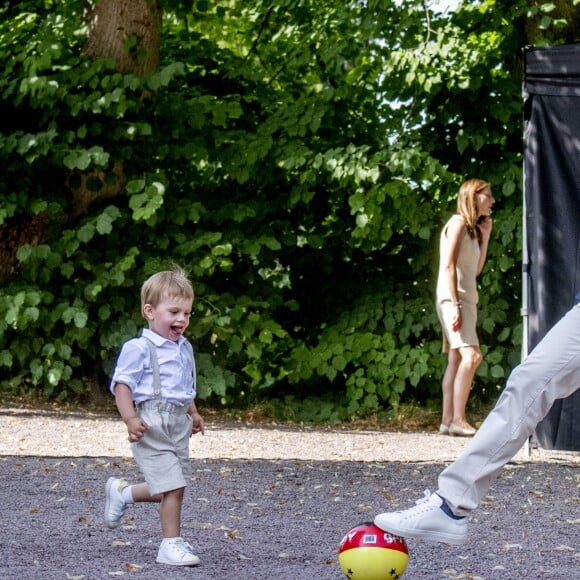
[131,400,193,495]
[436,299,479,353]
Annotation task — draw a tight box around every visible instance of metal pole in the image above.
[521,52,531,456]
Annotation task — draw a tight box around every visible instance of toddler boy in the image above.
[105,267,204,566]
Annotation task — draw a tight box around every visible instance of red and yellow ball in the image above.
[338,522,409,580]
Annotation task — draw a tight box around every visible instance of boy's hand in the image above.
[190,411,205,436]
[126,416,149,442]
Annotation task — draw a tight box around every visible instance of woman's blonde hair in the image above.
[456,178,491,241]
[140,266,194,318]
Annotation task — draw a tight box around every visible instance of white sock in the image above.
[121,485,134,504]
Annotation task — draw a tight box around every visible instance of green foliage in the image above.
[0,0,577,418]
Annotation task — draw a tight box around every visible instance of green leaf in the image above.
[77,223,96,243]
[0,350,13,368]
[96,206,121,234]
[74,311,88,328]
[64,150,90,170]
[126,179,146,194]
[129,182,165,221]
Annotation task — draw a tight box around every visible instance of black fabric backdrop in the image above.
[523,44,580,451]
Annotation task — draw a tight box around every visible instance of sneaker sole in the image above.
[156,557,200,567]
[104,477,120,529]
[373,516,467,545]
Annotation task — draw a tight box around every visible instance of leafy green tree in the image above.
[1,0,578,421]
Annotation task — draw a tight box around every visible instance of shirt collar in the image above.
[142,327,186,346]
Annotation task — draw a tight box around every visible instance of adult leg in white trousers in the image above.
[374,303,580,544]
[439,302,580,515]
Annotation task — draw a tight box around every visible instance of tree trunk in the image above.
[0,213,48,282]
[83,0,162,75]
[0,1,162,283]
[70,0,162,216]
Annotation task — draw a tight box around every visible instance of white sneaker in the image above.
[156,538,200,566]
[104,477,129,529]
[374,490,468,545]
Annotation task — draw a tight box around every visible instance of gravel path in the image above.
[0,407,578,579]
[4,407,577,464]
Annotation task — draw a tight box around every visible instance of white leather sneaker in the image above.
[374,490,468,545]
[156,538,200,566]
[104,477,129,529]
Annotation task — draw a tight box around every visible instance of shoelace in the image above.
[396,489,434,516]
[416,489,432,505]
[171,540,195,556]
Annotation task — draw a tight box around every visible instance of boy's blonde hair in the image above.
[140,267,194,318]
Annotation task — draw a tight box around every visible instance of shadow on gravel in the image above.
[0,456,578,579]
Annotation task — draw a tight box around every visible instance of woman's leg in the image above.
[452,346,482,427]
[441,349,461,426]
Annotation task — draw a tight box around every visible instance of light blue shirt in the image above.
[110,328,196,406]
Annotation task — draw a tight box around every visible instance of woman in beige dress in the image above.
[436,179,495,436]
